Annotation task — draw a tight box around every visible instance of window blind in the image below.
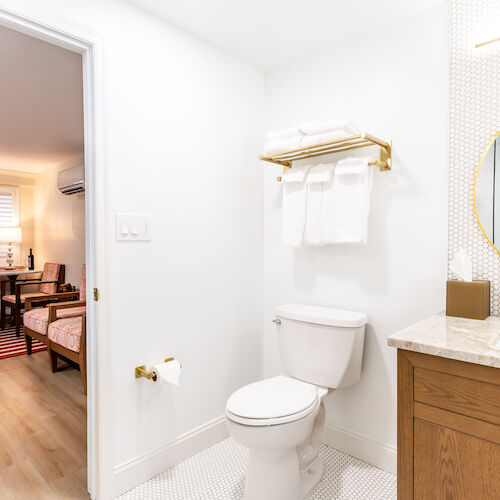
[0,187,20,266]
[0,192,15,226]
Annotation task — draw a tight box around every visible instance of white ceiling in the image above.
[0,25,83,173]
[129,0,446,71]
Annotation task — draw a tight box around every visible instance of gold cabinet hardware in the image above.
[93,287,99,301]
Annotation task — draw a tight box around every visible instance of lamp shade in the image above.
[0,227,22,243]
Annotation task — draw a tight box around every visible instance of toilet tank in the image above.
[275,304,367,389]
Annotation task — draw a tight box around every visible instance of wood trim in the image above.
[47,300,86,317]
[397,349,414,499]
[48,314,87,394]
[48,300,86,323]
[403,350,500,385]
[50,340,80,364]
[414,367,500,426]
[25,291,79,305]
[413,418,500,499]
[398,349,500,500]
[414,402,500,446]
[23,326,49,346]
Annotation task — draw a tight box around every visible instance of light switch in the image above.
[116,214,150,241]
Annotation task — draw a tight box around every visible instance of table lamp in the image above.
[0,227,22,269]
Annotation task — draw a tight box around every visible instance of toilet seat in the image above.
[225,375,321,426]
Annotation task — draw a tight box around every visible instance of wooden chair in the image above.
[0,263,65,336]
[23,265,86,355]
[45,264,87,392]
[48,313,87,393]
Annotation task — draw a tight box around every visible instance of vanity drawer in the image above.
[414,366,500,426]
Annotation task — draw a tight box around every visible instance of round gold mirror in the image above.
[474,131,500,253]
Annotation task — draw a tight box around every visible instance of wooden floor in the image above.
[0,351,88,499]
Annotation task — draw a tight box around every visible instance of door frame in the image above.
[0,5,112,499]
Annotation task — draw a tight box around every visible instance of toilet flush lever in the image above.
[272,318,281,325]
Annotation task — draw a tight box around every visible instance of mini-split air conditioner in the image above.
[57,165,85,195]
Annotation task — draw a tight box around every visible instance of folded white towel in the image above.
[282,165,311,247]
[322,157,373,245]
[264,135,303,155]
[301,129,353,148]
[266,127,302,141]
[304,164,334,246]
[300,119,359,136]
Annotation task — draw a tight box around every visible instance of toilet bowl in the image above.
[226,375,329,500]
[225,304,367,500]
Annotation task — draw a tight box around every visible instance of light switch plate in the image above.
[116,214,150,241]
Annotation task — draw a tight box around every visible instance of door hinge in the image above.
[93,287,99,302]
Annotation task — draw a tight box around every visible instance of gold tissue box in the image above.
[446,280,490,320]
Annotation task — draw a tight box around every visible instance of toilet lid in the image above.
[226,376,318,420]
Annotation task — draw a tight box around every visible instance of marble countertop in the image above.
[387,312,500,368]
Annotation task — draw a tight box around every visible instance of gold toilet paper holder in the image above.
[135,357,174,381]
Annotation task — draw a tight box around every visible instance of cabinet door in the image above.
[414,419,500,499]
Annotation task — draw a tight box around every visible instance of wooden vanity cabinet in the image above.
[397,349,500,499]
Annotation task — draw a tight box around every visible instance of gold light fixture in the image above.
[475,36,500,49]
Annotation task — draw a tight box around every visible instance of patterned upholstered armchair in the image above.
[23,265,87,356]
[46,265,87,393]
[0,263,66,336]
[48,314,87,393]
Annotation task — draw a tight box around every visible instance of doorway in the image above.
[0,7,109,499]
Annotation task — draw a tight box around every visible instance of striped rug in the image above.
[0,325,46,360]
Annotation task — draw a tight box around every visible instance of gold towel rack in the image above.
[259,132,392,181]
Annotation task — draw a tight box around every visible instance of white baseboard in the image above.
[113,416,395,497]
[113,416,229,498]
[321,421,396,475]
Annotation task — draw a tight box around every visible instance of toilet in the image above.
[225,304,367,500]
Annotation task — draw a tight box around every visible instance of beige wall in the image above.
[34,157,85,285]
[0,169,36,265]
[0,163,85,285]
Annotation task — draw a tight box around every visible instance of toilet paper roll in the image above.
[151,360,182,386]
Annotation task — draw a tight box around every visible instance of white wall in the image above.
[0,0,264,493]
[101,6,264,476]
[0,0,450,493]
[34,158,85,285]
[262,4,449,457]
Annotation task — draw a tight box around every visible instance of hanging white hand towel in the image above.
[322,157,374,244]
[304,164,335,245]
[282,165,311,247]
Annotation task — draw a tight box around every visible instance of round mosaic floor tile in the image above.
[118,438,396,500]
